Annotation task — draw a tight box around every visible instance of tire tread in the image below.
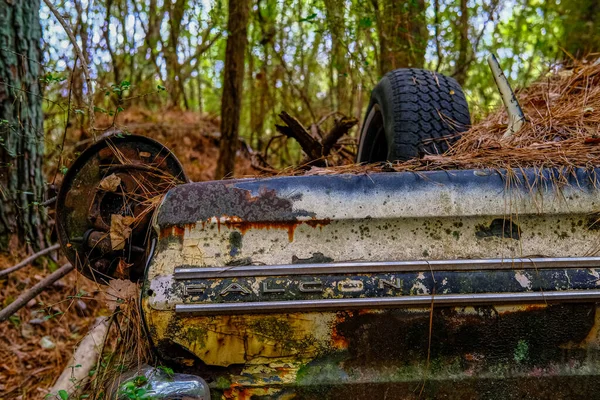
[384,69,470,159]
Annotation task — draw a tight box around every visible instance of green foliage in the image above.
[111,80,131,95]
[37,0,598,167]
[157,365,174,379]
[8,314,20,327]
[40,73,66,85]
[118,376,154,400]
[514,339,529,363]
[298,13,318,23]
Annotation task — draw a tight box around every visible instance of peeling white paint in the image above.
[589,269,600,286]
[514,271,532,289]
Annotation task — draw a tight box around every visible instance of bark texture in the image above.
[215,0,250,179]
[373,0,428,75]
[454,0,470,85]
[0,0,48,251]
[325,0,350,114]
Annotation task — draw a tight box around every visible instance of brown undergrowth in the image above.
[0,254,101,399]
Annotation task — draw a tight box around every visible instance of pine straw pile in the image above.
[300,60,600,176]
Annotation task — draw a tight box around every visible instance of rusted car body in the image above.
[141,167,600,399]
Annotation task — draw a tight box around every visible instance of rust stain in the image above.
[305,218,332,229]
[159,217,330,242]
[159,224,187,238]
[223,216,331,242]
[160,223,200,239]
[226,220,299,242]
[331,312,350,349]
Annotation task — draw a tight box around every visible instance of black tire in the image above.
[356,68,470,163]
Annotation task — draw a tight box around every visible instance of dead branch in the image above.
[0,263,75,322]
[276,111,358,167]
[276,111,323,160]
[322,116,359,155]
[0,243,60,278]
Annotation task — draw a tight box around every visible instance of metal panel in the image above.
[174,256,600,279]
[176,289,600,314]
[143,167,600,399]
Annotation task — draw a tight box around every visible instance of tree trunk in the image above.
[454,0,470,85]
[0,0,48,251]
[215,0,250,179]
[373,0,428,75]
[324,0,350,114]
[165,0,187,108]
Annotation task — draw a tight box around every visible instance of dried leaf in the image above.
[115,259,133,280]
[104,279,137,312]
[99,173,121,192]
[110,214,134,250]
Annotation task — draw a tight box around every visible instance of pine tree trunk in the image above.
[373,0,428,75]
[215,0,250,179]
[0,0,48,251]
[454,0,470,85]
[165,0,187,108]
[324,0,350,114]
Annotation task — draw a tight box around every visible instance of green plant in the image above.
[514,339,529,363]
[118,375,154,400]
[157,365,174,379]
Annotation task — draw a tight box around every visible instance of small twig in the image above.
[0,243,60,278]
[42,0,96,132]
[52,55,77,186]
[41,196,57,207]
[316,111,342,126]
[262,134,284,161]
[0,263,75,322]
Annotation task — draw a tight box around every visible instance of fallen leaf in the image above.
[99,173,121,192]
[110,214,135,250]
[115,258,134,280]
[104,279,138,311]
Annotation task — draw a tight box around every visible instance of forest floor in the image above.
[0,108,261,399]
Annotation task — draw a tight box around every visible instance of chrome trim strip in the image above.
[175,290,600,314]
[174,257,600,280]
